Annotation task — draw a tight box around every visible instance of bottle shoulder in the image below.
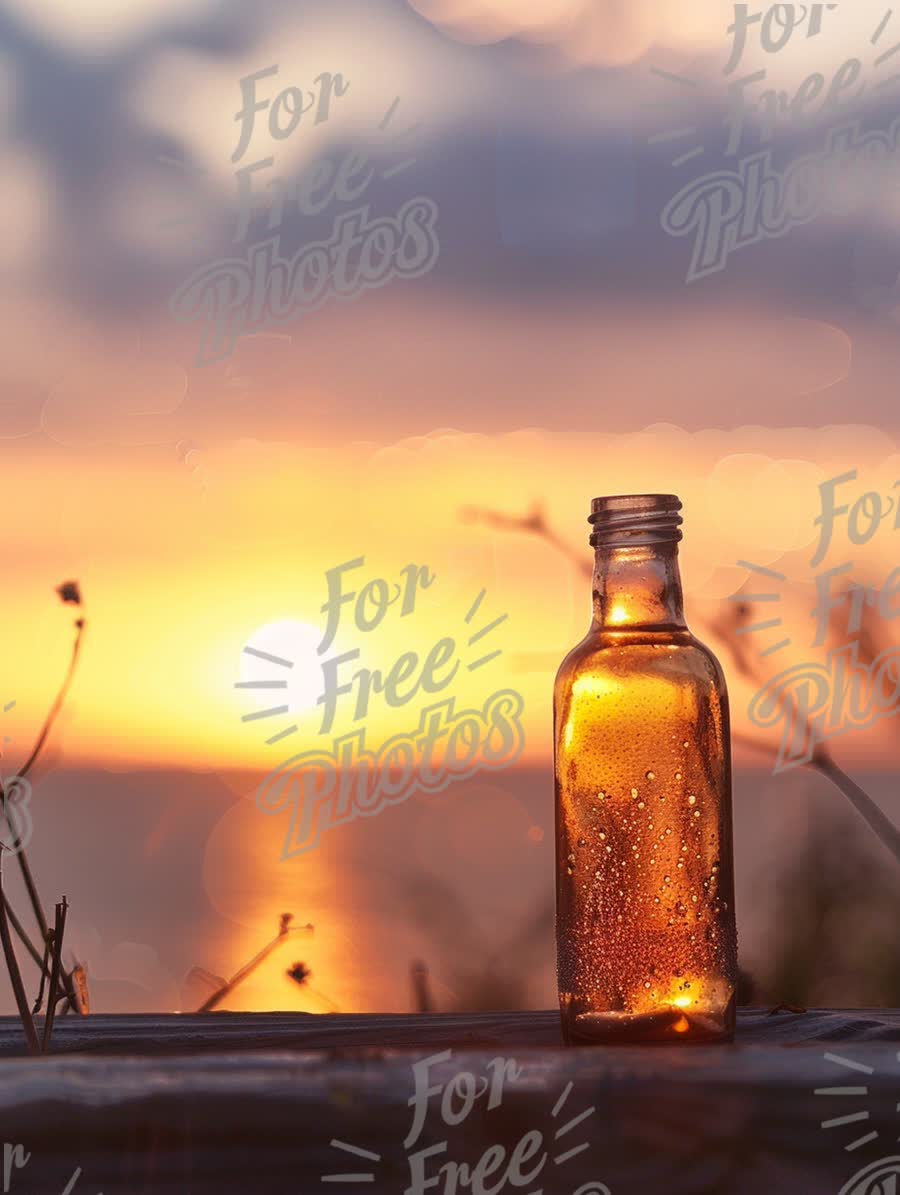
[556,627,729,694]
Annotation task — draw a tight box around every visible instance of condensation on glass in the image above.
[555,495,738,1044]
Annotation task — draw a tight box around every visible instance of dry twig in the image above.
[41,897,68,1051]
[195,914,313,1012]
[0,848,40,1055]
[461,502,900,866]
[0,583,87,1015]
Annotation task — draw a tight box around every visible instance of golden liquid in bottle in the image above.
[555,495,737,1044]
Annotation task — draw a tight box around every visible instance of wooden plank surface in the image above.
[0,1006,896,1055]
[0,1010,896,1194]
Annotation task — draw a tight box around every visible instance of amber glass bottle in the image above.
[555,495,737,1044]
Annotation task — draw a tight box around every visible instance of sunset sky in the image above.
[1,0,899,1016]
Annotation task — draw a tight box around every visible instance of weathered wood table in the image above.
[0,1009,897,1194]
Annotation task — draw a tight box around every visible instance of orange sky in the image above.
[2,0,900,1018]
[3,414,900,781]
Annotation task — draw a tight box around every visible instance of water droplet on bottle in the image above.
[688,794,696,806]
[646,771,655,781]
[675,771,682,781]
[631,787,638,799]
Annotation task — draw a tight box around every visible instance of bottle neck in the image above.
[592,544,686,631]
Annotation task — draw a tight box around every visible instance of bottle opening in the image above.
[589,494,683,547]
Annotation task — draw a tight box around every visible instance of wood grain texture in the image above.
[1,1006,896,1056]
[0,1009,896,1194]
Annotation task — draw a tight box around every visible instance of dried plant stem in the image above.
[31,925,52,1014]
[813,751,900,866]
[197,916,311,1012]
[41,897,67,1052]
[735,730,900,865]
[463,502,900,868]
[0,853,40,1055]
[17,620,85,782]
[0,778,53,976]
[0,860,77,1013]
[3,895,44,970]
[1,621,85,1014]
[11,621,86,934]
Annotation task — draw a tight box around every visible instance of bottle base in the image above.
[561,1007,735,1045]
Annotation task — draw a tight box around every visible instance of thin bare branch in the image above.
[41,897,68,1052]
[3,895,44,970]
[196,914,313,1013]
[461,502,592,577]
[0,850,40,1055]
[17,619,86,782]
[2,613,86,1014]
[462,501,900,867]
[31,926,52,1015]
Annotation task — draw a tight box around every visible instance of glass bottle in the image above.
[555,494,737,1044]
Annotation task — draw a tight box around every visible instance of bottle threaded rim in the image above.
[589,494,683,547]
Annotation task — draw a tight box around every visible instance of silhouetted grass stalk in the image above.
[0,849,40,1055]
[0,586,86,1014]
[462,503,900,868]
[196,914,313,1012]
[813,751,900,863]
[12,617,85,939]
[41,897,68,1051]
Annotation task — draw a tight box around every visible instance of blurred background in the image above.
[0,0,898,1014]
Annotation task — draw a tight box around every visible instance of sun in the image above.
[236,620,326,745]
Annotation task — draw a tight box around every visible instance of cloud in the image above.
[1,0,217,55]
[408,0,889,83]
[127,0,480,188]
[42,339,188,447]
[408,0,726,63]
[361,423,900,596]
